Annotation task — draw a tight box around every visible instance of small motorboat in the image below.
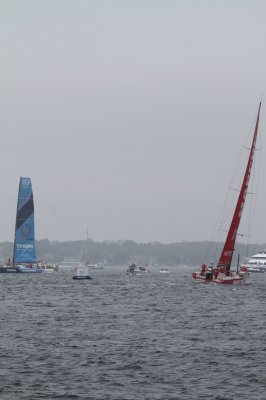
[72,264,92,280]
[126,263,150,275]
[160,267,170,274]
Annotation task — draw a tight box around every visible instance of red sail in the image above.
[217,102,261,269]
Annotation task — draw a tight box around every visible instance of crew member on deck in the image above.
[200,264,207,275]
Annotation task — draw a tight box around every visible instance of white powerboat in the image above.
[73,264,92,280]
[126,264,150,275]
[240,252,266,273]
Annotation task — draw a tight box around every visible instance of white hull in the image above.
[160,268,169,274]
[240,252,266,273]
[87,264,104,269]
[73,264,92,280]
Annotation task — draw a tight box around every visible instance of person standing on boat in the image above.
[214,268,220,279]
[200,264,207,275]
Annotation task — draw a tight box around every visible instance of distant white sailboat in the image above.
[80,229,104,270]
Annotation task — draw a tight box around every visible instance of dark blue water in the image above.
[1,266,265,400]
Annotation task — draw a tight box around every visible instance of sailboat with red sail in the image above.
[192,102,262,284]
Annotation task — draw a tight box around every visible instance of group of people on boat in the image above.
[200,263,231,281]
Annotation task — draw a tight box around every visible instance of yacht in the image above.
[240,252,266,273]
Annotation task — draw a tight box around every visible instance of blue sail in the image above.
[13,177,37,264]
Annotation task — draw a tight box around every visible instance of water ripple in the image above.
[0,267,265,399]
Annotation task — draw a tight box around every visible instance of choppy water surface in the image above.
[1,266,266,400]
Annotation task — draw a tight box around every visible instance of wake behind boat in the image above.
[193,102,262,284]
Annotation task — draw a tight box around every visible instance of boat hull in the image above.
[240,265,266,273]
[192,271,245,284]
[0,267,18,273]
[72,276,92,280]
[16,265,44,273]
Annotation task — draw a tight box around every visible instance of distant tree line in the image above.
[1,238,266,266]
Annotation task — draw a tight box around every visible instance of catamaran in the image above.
[192,102,262,284]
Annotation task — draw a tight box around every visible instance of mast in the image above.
[86,228,89,264]
[217,102,261,270]
[12,179,21,266]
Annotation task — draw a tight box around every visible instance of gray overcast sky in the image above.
[1,0,266,243]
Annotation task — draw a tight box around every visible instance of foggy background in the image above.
[1,0,266,244]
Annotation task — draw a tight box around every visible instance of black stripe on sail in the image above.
[16,194,34,230]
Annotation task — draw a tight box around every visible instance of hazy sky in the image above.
[1,0,266,244]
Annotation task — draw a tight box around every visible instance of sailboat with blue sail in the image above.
[13,177,43,273]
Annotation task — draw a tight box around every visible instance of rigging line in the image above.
[243,145,261,151]
[220,229,248,236]
[227,111,259,193]
[203,183,238,267]
[229,186,256,194]
[244,126,262,259]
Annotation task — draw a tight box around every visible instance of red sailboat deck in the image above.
[192,270,246,285]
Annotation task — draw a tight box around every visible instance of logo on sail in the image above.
[16,244,34,249]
